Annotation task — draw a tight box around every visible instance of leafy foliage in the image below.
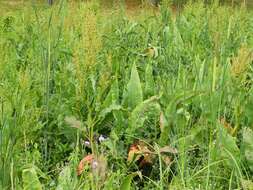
[0,1,252,189]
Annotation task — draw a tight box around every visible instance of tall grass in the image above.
[0,0,252,189]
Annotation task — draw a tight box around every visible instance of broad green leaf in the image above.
[212,126,241,171]
[22,167,42,190]
[120,173,140,190]
[122,63,143,110]
[120,175,134,190]
[126,96,160,136]
[242,128,253,172]
[56,166,73,190]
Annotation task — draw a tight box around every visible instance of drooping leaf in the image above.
[122,63,143,110]
[22,167,42,190]
[126,96,160,137]
[212,126,241,170]
[242,128,253,172]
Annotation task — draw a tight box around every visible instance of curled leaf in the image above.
[143,45,158,58]
[127,141,154,166]
[77,154,94,176]
[127,143,142,163]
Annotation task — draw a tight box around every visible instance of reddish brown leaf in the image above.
[77,154,94,176]
[220,118,234,135]
[127,141,154,167]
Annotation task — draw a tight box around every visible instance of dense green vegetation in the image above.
[0,0,253,189]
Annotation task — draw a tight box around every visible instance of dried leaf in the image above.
[77,154,94,176]
[127,144,142,163]
[127,141,154,166]
[162,155,172,166]
[159,146,178,154]
[220,118,234,135]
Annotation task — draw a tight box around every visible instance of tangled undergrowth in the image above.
[0,1,253,189]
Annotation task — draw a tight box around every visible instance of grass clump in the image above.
[0,0,253,189]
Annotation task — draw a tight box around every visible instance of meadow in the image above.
[0,0,253,189]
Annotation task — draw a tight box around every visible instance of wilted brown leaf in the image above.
[220,118,234,135]
[127,141,154,166]
[77,154,94,176]
[127,143,142,163]
[162,155,172,166]
[159,146,178,154]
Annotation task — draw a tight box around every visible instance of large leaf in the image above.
[56,166,74,190]
[242,128,253,172]
[122,63,143,110]
[22,167,42,190]
[212,126,241,170]
[126,96,160,137]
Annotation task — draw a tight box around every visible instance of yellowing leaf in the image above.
[220,118,234,135]
[127,141,154,166]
